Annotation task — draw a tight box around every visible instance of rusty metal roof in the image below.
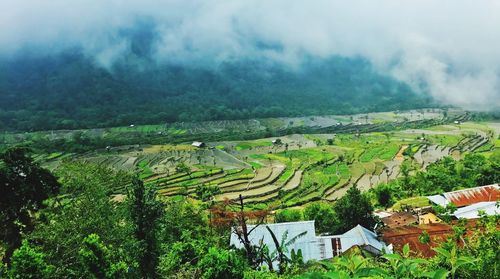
[427,184,499,208]
[381,223,452,257]
[443,184,499,207]
[381,219,499,258]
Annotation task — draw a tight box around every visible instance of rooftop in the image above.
[381,218,500,257]
[230,221,389,266]
[338,225,389,254]
[453,201,499,219]
[192,141,205,147]
[418,212,442,225]
[382,223,454,257]
[382,212,418,228]
[427,184,499,207]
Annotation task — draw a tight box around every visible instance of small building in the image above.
[381,212,418,228]
[418,213,442,225]
[272,138,282,145]
[230,221,390,268]
[192,141,206,148]
[230,221,323,267]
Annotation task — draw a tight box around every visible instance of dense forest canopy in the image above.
[0,50,432,131]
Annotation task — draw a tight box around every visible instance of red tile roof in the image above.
[444,184,499,207]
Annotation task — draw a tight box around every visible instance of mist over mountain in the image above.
[2,1,500,131]
[0,49,430,131]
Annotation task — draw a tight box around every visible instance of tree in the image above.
[160,198,206,245]
[157,233,208,277]
[477,153,500,186]
[175,163,191,177]
[374,183,393,209]
[333,186,376,233]
[0,147,60,263]
[400,160,414,194]
[458,213,500,278]
[424,157,459,193]
[303,203,337,234]
[195,184,221,202]
[275,209,303,223]
[29,162,134,277]
[158,198,212,277]
[210,195,269,267]
[460,153,487,187]
[128,178,164,279]
[8,240,54,279]
[78,234,129,279]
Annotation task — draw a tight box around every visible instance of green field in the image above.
[235,141,273,150]
[4,109,495,209]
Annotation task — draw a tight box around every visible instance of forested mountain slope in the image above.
[0,52,432,131]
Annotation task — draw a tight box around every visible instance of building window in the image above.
[331,238,342,256]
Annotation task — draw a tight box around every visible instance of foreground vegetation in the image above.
[1,145,499,278]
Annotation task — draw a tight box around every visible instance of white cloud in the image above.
[1,0,500,109]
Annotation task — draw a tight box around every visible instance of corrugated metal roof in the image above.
[445,184,499,207]
[382,223,453,257]
[427,195,449,207]
[340,225,389,253]
[381,218,500,257]
[427,184,499,207]
[230,221,389,266]
[230,221,322,265]
[453,201,499,219]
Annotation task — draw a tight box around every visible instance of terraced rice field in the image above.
[26,110,497,209]
[84,122,495,207]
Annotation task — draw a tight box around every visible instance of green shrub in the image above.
[275,209,303,223]
[198,247,248,279]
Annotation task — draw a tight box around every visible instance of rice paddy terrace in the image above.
[3,109,499,209]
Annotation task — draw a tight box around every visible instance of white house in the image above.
[230,221,390,267]
[192,141,206,148]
